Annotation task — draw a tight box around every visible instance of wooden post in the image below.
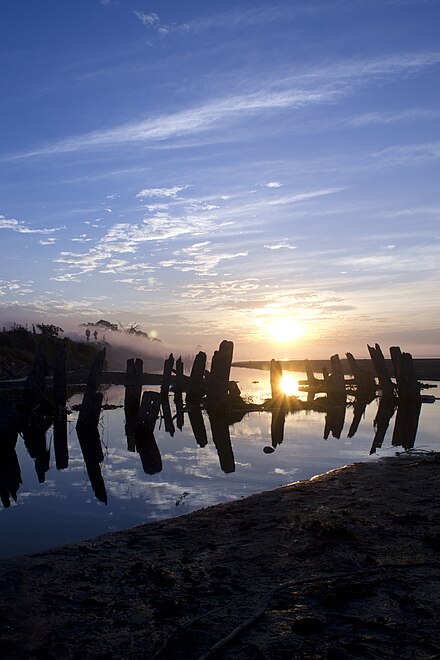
[304,359,318,387]
[124,358,143,419]
[390,347,421,401]
[206,340,234,411]
[53,339,67,408]
[270,359,284,401]
[186,351,207,405]
[346,352,376,394]
[367,343,394,397]
[160,353,174,396]
[161,396,175,437]
[76,348,106,430]
[174,357,184,395]
[325,355,346,404]
[23,342,49,409]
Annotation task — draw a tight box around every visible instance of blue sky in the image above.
[1,0,439,358]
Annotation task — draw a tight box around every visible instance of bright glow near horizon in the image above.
[0,1,439,359]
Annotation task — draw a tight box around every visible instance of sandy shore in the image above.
[1,454,440,659]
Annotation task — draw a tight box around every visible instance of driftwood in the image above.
[76,348,106,430]
[186,351,207,405]
[206,341,234,411]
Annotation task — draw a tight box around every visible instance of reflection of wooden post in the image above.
[186,352,207,405]
[271,409,286,448]
[208,413,235,473]
[370,397,396,454]
[189,407,208,447]
[160,354,174,396]
[367,343,394,397]
[76,348,106,430]
[161,396,175,437]
[136,433,162,475]
[77,426,108,504]
[137,391,161,434]
[23,342,49,408]
[206,341,234,411]
[53,411,68,469]
[270,359,284,401]
[53,339,67,408]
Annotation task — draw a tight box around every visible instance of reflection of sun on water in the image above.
[280,374,299,396]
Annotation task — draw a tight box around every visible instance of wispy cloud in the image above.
[0,214,64,234]
[136,185,190,199]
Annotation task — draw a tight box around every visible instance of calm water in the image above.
[1,368,438,558]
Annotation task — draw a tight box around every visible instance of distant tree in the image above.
[85,328,91,343]
[93,330,98,342]
[36,323,64,337]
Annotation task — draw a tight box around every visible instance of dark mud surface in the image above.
[1,454,440,659]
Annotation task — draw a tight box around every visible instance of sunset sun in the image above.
[269,319,303,344]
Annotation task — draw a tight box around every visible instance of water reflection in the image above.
[0,370,438,558]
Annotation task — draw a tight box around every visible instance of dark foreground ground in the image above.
[1,454,440,659]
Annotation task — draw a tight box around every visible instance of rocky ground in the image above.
[1,454,440,659]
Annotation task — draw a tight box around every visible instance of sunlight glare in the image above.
[280,374,299,396]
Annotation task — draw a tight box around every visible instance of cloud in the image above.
[0,214,64,234]
[133,11,160,28]
[264,241,297,250]
[265,181,283,188]
[6,49,440,161]
[136,185,190,199]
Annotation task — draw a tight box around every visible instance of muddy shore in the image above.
[1,454,440,659]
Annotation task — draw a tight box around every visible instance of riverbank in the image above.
[1,454,440,658]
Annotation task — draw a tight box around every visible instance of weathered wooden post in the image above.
[390,347,421,401]
[270,359,284,402]
[367,343,395,397]
[161,396,175,437]
[186,351,207,405]
[304,359,318,388]
[206,340,234,411]
[0,447,22,508]
[346,352,376,395]
[124,358,143,418]
[160,353,174,396]
[76,348,106,430]
[53,339,67,408]
[173,356,184,430]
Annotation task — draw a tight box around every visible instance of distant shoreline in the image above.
[232,358,440,381]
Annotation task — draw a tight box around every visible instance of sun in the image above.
[269,318,303,343]
[280,374,299,396]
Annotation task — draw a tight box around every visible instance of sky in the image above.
[0,0,439,359]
